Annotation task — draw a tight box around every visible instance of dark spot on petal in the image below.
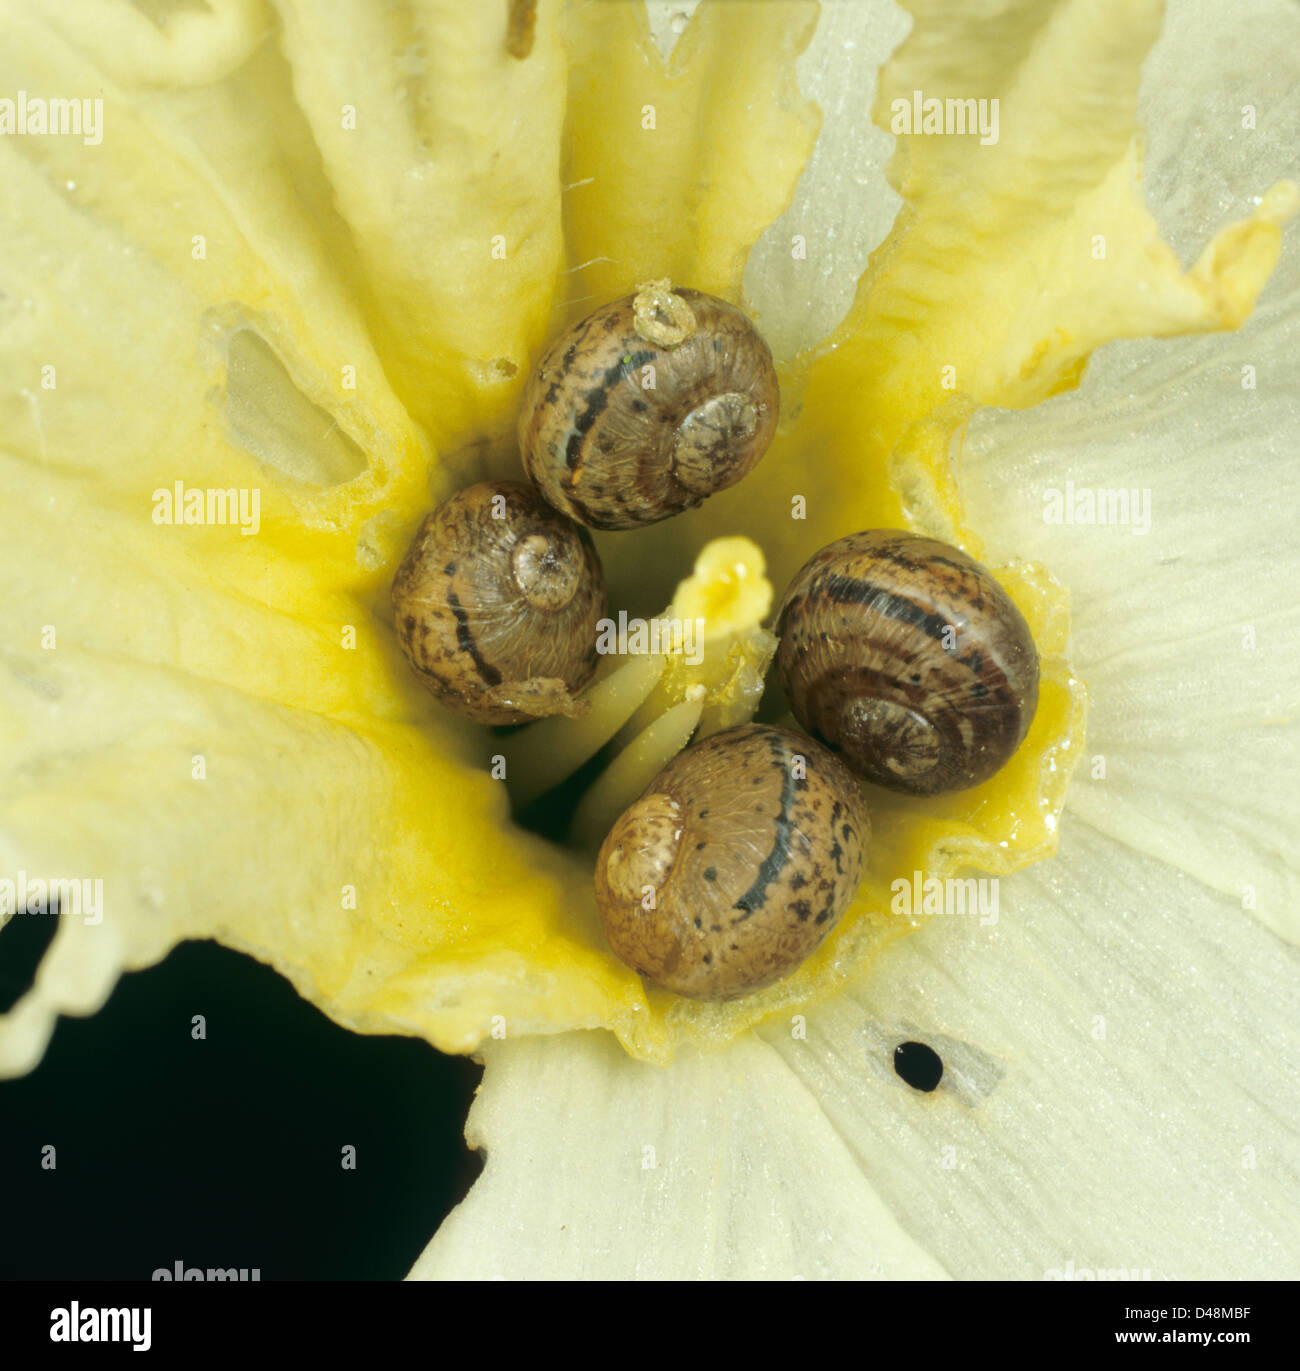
[894,1041,944,1093]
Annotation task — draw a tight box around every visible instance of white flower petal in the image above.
[415,824,1299,1279]
[418,0,1300,1279]
[758,827,1300,1278]
[410,1029,946,1280]
[960,0,1300,942]
[743,0,909,359]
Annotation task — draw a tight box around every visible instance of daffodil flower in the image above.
[1,0,1296,1280]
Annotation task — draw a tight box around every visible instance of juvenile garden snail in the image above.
[595,723,866,1000]
[775,530,1039,795]
[391,480,607,725]
[518,280,779,530]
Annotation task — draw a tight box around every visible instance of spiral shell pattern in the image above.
[775,530,1039,795]
[391,481,606,725]
[518,284,779,530]
[595,724,866,1000]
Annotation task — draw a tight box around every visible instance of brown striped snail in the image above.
[775,530,1039,795]
[518,280,780,530]
[391,480,607,725]
[595,723,866,999]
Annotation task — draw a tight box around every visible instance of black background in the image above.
[0,916,482,1281]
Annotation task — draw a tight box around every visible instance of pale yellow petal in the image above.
[560,0,820,309]
[1,0,1288,1074]
[411,1030,948,1280]
[272,0,568,450]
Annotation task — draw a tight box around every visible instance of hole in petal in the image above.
[466,356,520,386]
[893,1039,944,1092]
[223,329,367,489]
[646,1,703,59]
[356,509,408,573]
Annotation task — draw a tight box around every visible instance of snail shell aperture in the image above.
[595,723,867,1000]
[775,530,1039,794]
[518,281,780,530]
[391,480,607,725]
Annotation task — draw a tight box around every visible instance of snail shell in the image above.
[518,280,779,530]
[595,723,866,1000]
[391,480,607,725]
[775,530,1039,795]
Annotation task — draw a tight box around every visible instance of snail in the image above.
[595,723,866,1000]
[774,530,1039,795]
[391,480,607,725]
[518,279,779,530]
